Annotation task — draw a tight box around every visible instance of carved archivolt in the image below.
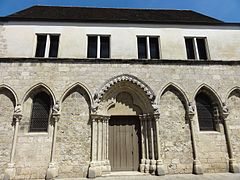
[94,74,156,106]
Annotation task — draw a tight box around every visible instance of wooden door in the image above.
[109,116,140,171]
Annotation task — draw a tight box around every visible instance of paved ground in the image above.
[57,172,240,180]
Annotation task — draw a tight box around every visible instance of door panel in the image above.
[109,116,140,171]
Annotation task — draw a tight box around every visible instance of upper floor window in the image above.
[185,37,209,60]
[29,92,51,132]
[137,36,160,59]
[35,34,60,58]
[87,35,110,58]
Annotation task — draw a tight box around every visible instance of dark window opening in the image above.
[87,36,97,58]
[149,37,159,59]
[30,92,51,132]
[137,37,147,59]
[100,36,110,58]
[185,37,208,60]
[35,35,47,57]
[185,38,195,59]
[196,93,215,131]
[197,39,208,60]
[49,35,59,58]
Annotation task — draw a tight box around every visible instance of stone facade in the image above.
[0,8,240,179]
[0,61,240,179]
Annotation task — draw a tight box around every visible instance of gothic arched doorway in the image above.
[88,74,165,178]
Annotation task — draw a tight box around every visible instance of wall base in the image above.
[46,162,58,180]
[3,163,15,180]
[229,159,240,173]
[193,160,203,175]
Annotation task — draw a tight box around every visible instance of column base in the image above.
[156,160,165,176]
[144,159,150,173]
[3,163,16,180]
[88,161,102,178]
[149,160,156,174]
[140,159,145,173]
[46,162,59,180]
[193,160,203,175]
[229,159,240,173]
[101,160,111,175]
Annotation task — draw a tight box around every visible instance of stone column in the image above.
[139,115,146,173]
[88,115,110,178]
[148,115,156,174]
[153,113,165,176]
[101,116,111,174]
[46,112,60,180]
[143,114,150,173]
[222,103,240,173]
[4,110,22,180]
[104,117,111,173]
[188,102,203,175]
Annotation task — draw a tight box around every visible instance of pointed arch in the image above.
[193,84,222,109]
[225,86,240,103]
[60,82,92,106]
[22,83,56,105]
[158,82,189,108]
[95,74,155,104]
[0,84,18,106]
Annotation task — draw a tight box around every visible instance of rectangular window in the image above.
[149,37,160,59]
[35,34,60,58]
[185,37,209,60]
[35,35,47,57]
[87,35,110,58]
[87,36,98,58]
[137,36,160,59]
[49,35,59,58]
[137,37,147,59]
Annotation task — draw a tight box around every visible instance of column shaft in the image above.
[10,117,20,164]
[50,117,58,163]
[222,112,240,173]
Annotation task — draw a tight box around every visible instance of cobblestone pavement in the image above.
[56,172,240,180]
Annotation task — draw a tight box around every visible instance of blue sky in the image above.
[0,0,240,22]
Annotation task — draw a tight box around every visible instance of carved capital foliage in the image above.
[52,113,60,122]
[91,114,110,123]
[13,114,22,123]
[188,102,195,120]
[222,102,229,120]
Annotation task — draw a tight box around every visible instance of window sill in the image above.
[19,132,50,137]
[199,131,221,134]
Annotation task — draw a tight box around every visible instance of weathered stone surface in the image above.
[159,88,193,174]
[56,87,91,178]
[0,61,240,178]
[227,91,240,163]
[0,89,14,179]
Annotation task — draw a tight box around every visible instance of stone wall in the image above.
[159,88,193,174]
[14,89,53,179]
[197,132,228,173]
[0,60,240,178]
[56,87,91,178]
[0,88,14,179]
[227,90,240,163]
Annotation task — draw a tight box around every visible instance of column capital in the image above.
[13,113,22,122]
[188,102,195,120]
[91,114,110,122]
[52,113,60,122]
